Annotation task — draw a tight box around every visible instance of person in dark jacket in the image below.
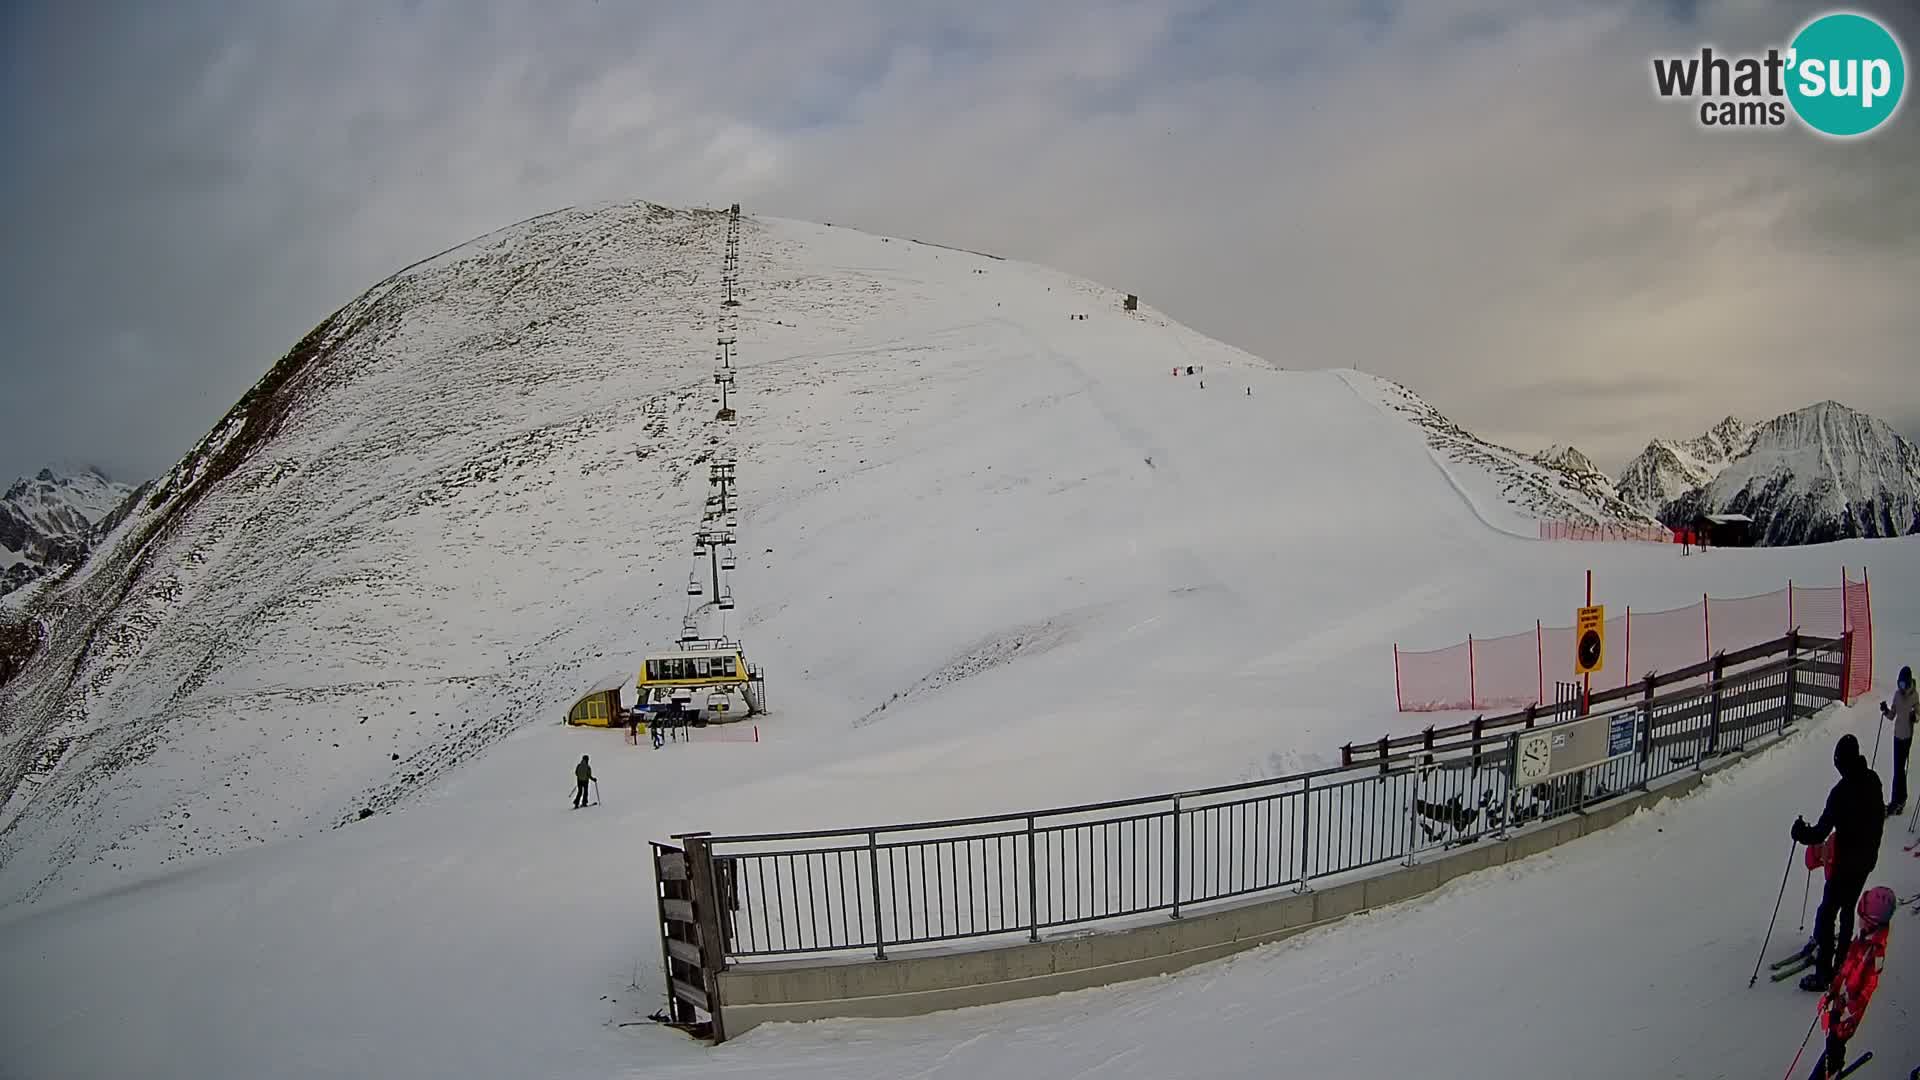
[574,755,594,808]
[1881,665,1915,816]
[1791,733,1885,989]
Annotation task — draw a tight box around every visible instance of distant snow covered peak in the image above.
[1614,415,1755,517]
[0,466,136,596]
[1621,401,1920,545]
[1531,444,1604,478]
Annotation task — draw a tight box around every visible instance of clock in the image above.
[1515,732,1552,783]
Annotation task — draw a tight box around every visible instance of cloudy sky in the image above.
[2,0,1915,486]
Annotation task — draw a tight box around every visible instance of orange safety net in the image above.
[1538,521,1675,543]
[1395,572,1870,712]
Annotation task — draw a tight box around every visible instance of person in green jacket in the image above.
[574,755,594,808]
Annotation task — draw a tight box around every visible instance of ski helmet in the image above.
[1857,886,1896,932]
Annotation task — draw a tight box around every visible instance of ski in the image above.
[1771,955,1815,982]
[1772,943,1815,970]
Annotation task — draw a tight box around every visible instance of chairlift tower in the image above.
[707,462,737,520]
[694,524,737,611]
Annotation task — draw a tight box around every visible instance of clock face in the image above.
[1516,733,1552,782]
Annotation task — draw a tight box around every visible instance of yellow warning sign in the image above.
[1575,604,1606,675]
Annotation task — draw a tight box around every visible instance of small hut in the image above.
[565,673,630,727]
[1123,294,1138,311]
[1689,512,1755,549]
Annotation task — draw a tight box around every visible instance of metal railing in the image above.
[677,632,1846,962]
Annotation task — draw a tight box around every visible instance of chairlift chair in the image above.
[721,549,737,571]
[718,591,735,611]
[686,574,703,596]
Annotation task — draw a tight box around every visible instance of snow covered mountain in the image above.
[1614,417,1755,517]
[0,200,1691,910]
[1661,402,1920,545]
[0,466,136,599]
[1363,383,1661,530]
[1532,444,1602,477]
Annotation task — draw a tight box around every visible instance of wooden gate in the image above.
[652,834,732,1042]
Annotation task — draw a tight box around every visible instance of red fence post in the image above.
[1468,635,1478,711]
[1841,566,1852,702]
[1393,644,1404,712]
[1863,568,1874,691]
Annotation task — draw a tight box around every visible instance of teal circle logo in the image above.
[1786,12,1906,137]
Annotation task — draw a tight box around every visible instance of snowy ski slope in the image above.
[0,201,1916,1078]
[0,202,1648,907]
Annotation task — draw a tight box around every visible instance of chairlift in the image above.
[718,591,735,611]
[721,549,737,571]
[694,539,707,557]
[686,577,703,596]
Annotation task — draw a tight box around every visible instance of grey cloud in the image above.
[1,0,1914,484]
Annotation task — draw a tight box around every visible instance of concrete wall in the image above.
[713,763,1755,1038]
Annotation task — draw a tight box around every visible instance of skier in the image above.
[628,709,641,747]
[574,754,594,808]
[1882,665,1914,816]
[1792,733,1885,989]
[1814,886,1895,1078]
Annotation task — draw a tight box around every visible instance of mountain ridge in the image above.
[1653,400,1920,545]
[0,466,136,599]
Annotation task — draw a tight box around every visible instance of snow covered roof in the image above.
[1703,513,1754,524]
[577,671,630,698]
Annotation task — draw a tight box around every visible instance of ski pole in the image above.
[593,778,601,805]
[1800,866,1812,932]
[1780,1007,1820,1080]
[1871,711,1884,771]
[1752,838,1799,987]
